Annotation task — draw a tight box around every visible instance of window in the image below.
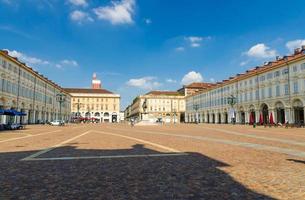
[267,73,273,80]
[2,60,7,68]
[301,63,305,70]
[268,87,272,98]
[276,85,280,96]
[293,65,298,72]
[293,82,299,93]
[282,68,288,75]
[260,76,265,82]
[261,88,265,99]
[274,71,280,77]
[255,90,259,100]
[284,84,289,95]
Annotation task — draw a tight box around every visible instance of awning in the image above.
[0,109,4,115]
[2,110,27,116]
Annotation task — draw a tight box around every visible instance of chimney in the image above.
[294,48,301,54]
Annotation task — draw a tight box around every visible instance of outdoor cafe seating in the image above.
[0,109,27,131]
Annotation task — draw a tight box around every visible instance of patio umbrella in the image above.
[269,112,274,125]
[259,113,263,125]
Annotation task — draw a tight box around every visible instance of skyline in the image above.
[1,0,305,108]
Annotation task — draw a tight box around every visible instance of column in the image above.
[245,111,249,124]
[285,107,292,124]
[255,109,260,124]
[215,113,219,123]
[236,112,240,124]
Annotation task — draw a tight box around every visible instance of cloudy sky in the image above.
[1,0,305,109]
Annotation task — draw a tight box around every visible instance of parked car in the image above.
[50,120,65,126]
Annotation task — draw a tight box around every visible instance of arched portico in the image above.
[292,99,304,125]
[260,103,269,125]
[275,101,285,124]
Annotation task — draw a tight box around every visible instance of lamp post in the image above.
[227,95,237,124]
[193,104,199,124]
[56,93,66,122]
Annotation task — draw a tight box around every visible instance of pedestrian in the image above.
[130,118,134,127]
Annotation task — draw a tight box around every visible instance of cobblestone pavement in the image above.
[0,124,305,199]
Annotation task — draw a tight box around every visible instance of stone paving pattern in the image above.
[0,124,305,199]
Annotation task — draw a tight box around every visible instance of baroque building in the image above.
[125,91,186,123]
[0,50,71,124]
[65,74,120,123]
[185,46,305,125]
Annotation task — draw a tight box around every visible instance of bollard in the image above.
[253,123,256,128]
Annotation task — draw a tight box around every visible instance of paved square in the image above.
[0,124,305,199]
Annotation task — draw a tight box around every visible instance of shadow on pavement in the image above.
[0,144,274,199]
[287,158,305,164]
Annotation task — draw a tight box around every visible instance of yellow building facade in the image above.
[126,91,185,123]
[65,88,120,123]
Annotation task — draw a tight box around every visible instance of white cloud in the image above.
[56,59,79,68]
[181,71,203,85]
[240,60,249,66]
[166,79,177,83]
[144,18,151,24]
[245,43,277,59]
[188,36,203,43]
[61,59,78,66]
[209,78,215,83]
[93,0,135,25]
[185,36,203,48]
[126,76,161,90]
[68,0,88,7]
[70,10,93,23]
[286,39,305,52]
[6,49,49,65]
[175,47,185,52]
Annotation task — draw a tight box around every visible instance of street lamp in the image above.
[193,104,199,124]
[56,93,66,122]
[227,95,237,124]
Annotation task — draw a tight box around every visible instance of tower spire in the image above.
[92,72,102,89]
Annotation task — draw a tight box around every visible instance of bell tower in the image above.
[92,73,102,89]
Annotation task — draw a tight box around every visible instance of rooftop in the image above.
[184,82,216,89]
[145,90,183,96]
[64,88,114,94]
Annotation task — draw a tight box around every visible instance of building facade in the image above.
[0,50,71,124]
[178,82,216,96]
[125,91,186,123]
[186,47,305,125]
[65,75,120,123]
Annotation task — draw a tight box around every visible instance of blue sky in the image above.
[1,0,305,109]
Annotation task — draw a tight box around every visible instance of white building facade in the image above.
[186,48,305,125]
[0,50,71,124]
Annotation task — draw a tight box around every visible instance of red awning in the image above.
[269,112,274,124]
[259,113,263,125]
